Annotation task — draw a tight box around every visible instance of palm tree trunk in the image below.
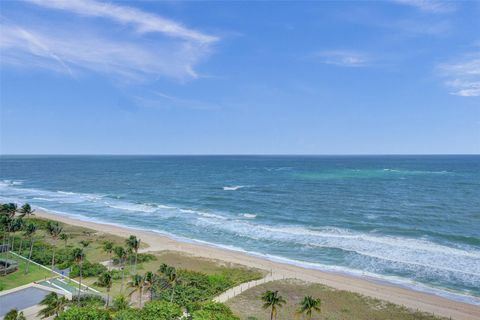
[139,287,143,307]
[19,238,24,255]
[11,235,15,252]
[106,288,110,307]
[25,238,34,274]
[121,262,125,293]
[78,258,83,304]
[134,250,138,274]
[170,285,175,303]
[51,245,56,276]
[270,307,274,320]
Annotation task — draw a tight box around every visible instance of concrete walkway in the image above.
[213,272,286,303]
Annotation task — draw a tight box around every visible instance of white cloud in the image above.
[26,0,217,44]
[0,23,209,80]
[393,0,456,13]
[314,50,369,67]
[437,54,480,97]
[0,0,218,81]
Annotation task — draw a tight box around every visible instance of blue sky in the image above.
[0,0,479,154]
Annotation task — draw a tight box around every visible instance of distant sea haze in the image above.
[1,155,479,305]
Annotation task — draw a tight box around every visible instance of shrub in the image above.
[140,301,182,320]
[191,302,240,320]
[70,261,107,277]
[57,306,111,320]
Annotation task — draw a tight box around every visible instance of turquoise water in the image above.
[1,155,479,304]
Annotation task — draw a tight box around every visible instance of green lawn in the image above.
[0,253,52,291]
[227,279,447,320]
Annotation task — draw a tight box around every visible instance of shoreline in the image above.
[35,209,480,320]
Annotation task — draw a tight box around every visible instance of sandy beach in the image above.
[33,209,480,320]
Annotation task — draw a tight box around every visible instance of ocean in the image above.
[1,155,479,304]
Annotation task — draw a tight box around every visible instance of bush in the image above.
[140,301,182,320]
[57,306,111,320]
[135,253,156,264]
[70,261,107,277]
[191,302,240,320]
[77,295,105,307]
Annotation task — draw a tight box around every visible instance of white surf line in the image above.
[213,272,286,303]
[10,251,100,294]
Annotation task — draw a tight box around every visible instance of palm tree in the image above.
[166,266,177,303]
[47,221,63,275]
[19,203,35,218]
[125,235,140,274]
[102,240,114,270]
[114,246,128,293]
[37,292,68,319]
[4,309,27,320]
[71,247,85,303]
[261,290,286,320]
[9,218,23,253]
[144,271,158,301]
[98,271,113,307]
[128,274,145,307]
[24,222,37,274]
[1,203,17,263]
[298,296,321,320]
[59,233,70,248]
[112,295,130,311]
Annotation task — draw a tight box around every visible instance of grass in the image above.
[226,279,447,320]
[0,252,52,291]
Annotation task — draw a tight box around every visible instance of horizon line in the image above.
[1,153,479,157]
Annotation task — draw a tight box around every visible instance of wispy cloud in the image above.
[437,53,480,97]
[26,0,218,44]
[0,0,218,81]
[393,0,456,14]
[314,50,369,67]
[133,91,221,110]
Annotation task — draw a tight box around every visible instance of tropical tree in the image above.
[24,222,37,274]
[4,309,27,320]
[128,274,145,307]
[166,266,177,303]
[71,247,85,304]
[144,271,158,301]
[1,203,17,263]
[37,292,69,319]
[297,296,321,320]
[59,233,70,248]
[102,240,114,270]
[125,235,140,274]
[9,218,23,253]
[114,246,128,293]
[19,203,35,218]
[98,271,113,307]
[261,290,286,320]
[47,221,63,275]
[158,264,178,303]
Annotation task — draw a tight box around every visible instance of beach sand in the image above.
[35,210,480,320]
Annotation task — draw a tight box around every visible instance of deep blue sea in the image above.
[1,155,479,304]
